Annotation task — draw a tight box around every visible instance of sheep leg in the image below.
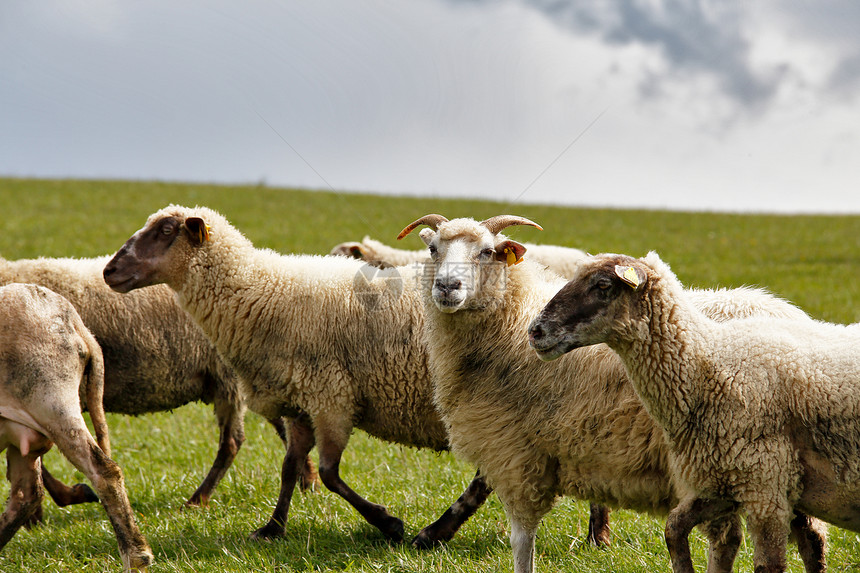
[665,496,736,573]
[51,427,152,571]
[587,503,612,547]
[250,415,316,540]
[269,417,319,492]
[746,506,790,573]
[509,515,538,573]
[699,513,743,573]
[184,392,246,508]
[316,425,405,542]
[790,512,827,573]
[26,462,99,529]
[21,491,43,529]
[0,448,43,549]
[411,470,493,549]
[41,464,99,506]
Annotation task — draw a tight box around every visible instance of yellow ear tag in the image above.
[199,225,211,243]
[615,265,641,288]
[504,247,518,267]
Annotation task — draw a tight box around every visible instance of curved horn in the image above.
[479,215,543,235]
[397,214,449,240]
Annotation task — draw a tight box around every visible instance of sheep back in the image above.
[166,210,448,451]
[0,255,238,415]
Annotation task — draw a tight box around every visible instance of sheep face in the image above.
[398,214,539,314]
[423,225,528,313]
[104,212,209,293]
[528,254,647,360]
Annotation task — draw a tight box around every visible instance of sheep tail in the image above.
[83,330,111,458]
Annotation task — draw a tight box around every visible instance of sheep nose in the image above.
[434,278,461,294]
[528,323,544,343]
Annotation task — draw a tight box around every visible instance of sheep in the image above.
[0,253,320,511]
[398,214,827,573]
[526,251,860,573]
[0,283,152,571]
[330,237,425,269]
[101,204,505,547]
[331,236,588,278]
[332,237,614,546]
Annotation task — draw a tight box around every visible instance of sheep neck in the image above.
[172,239,271,364]
[609,278,717,449]
[425,261,564,408]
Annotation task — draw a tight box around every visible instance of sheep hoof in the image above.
[249,522,285,541]
[380,517,405,543]
[74,483,100,503]
[125,550,154,572]
[410,520,458,549]
[182,494,209,509]
[587,530,611,548]
[411,531,442,550]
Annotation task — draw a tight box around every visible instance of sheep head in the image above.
[528,253,650,360]
[104,206,214,293]
[329,241,368,260]
[398,214,542,313]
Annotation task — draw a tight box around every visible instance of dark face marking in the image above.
[529,256,640,360]
[140,216,183,257]
[548,268,621,330]
[104,215,183,292]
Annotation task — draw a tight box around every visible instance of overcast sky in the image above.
[2,1,859,213]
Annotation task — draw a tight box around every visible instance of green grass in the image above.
[1,177,860,571]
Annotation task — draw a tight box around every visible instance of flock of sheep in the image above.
[1,203,858,572]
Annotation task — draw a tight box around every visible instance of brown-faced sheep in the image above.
[529,251,860,573]
[0,254,319,510]
[102,205,494,547]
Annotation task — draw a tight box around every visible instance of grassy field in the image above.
[1,177,860,572]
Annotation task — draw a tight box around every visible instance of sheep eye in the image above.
[596,279,612,291]
[161,224,174,235]
[480,248,494,258]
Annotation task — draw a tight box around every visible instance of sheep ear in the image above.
[615,265,646,290]
[330,242,366,259]
[418,228,435,246]
[495,240,527,266]
[184,217,211,244]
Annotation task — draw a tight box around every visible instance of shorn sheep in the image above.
[0,253,318,511]
[332,236,587,278]
[398,214,827,573]
[102,204,498,546]
[527,251,860,573]
[0,283,152,571]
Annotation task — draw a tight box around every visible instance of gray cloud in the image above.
[452,0,858,111]
[830,54,860,95]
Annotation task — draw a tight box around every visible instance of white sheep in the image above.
[527,251,860,573]
[0,254,319,510]
[331,236,587,278]
[0,283,152,571]
[332,237,612,545]
[102,204,499,547]
[398,214,826,573]
[330,236,426,268]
